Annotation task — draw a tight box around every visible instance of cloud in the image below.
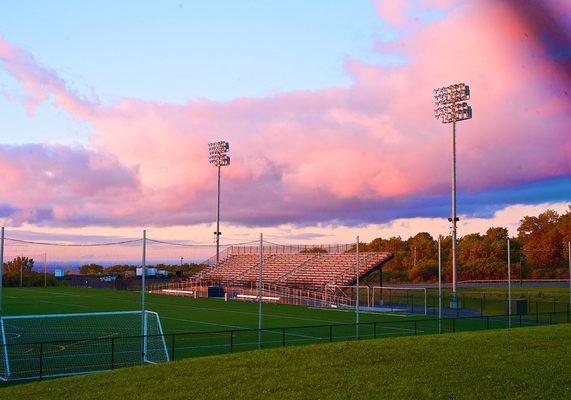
[0,144,141,226]
[0,0,570,228]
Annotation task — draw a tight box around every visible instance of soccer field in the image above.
[2,286,418,332]
[0,286,558,381]
[0,286,425,380]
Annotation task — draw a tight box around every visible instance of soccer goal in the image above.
[371,286,428,315]
[0,310,169,381]
[327,285,427,315]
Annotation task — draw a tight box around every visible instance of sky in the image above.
[0,0,570,253]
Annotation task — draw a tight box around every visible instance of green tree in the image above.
[79,264,104,275]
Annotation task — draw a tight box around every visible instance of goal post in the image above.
[0,310,169,381]
[371,286,428,315]
[0,318,9,382]
[327,285,427,315]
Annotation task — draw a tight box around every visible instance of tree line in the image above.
[2,206,569,284]
[358,207,570,283]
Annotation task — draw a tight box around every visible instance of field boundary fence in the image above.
[148,279,571,318]
[1,310,569,382]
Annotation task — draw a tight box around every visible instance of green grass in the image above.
[0,324,568,400]
[2,286,417,333]
[427,286,570,301]
[0,286,426,380]
[0,286,567,381]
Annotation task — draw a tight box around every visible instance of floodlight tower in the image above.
[434,83,472,308]
[208,141,230,265]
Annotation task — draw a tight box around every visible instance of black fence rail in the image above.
[372,292,571,317]
[1,310,569,382]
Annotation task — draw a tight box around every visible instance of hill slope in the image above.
[1,325,569,400]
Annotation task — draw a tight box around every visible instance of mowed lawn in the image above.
[0,324,568,400]
[427,285,570,300]
[1,286,420,334]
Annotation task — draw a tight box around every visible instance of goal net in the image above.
[0,310,169,381]
[328,285,427,315]
[371,286,427,314]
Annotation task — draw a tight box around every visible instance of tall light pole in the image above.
[507,237,512,328]
[438,235,442,333]
[208,141,230,265]
[434,83,472,308]
[355,235,360,340]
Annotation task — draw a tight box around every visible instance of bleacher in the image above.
[195,251,392,288]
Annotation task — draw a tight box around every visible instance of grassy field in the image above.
[0,324,568,399]
[0,286,426,380]
[2,286,418,332]
[427,285,570,300]
[0,286,567,381]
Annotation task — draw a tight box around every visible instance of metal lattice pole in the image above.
[568,241,570,308]
[258,233,263,350]
[355,236,360,339]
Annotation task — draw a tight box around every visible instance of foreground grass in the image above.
[1,324,569,400]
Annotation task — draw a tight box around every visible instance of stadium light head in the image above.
[434,83,472,123]
[208,141,231,167]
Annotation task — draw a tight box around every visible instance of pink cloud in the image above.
[0,144,141,225]
[0,0,570,228]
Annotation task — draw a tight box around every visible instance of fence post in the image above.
[452,318,456,333]
[549,313,552,325]
[282,328,286,347]
[171,334,175,360]
[230,331,233,353]
[329,325,333,342]
[373,322,377,339]
[111,338,115,369]
[480,297,483,317]
[39,342,43,380]
[483,294,486,313]
[414,320,417,336]
[519,315,522,328]
[486,316,490,330]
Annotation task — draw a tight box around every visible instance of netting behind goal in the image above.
[328,285,428,314]
[0,310,168,381]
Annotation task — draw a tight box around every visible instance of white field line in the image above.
[308,307,411,318]
[13,288,82,297]
[38,300,88,308]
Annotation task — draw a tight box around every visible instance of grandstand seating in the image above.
[195,252,392,288]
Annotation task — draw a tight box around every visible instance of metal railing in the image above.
[1,310,569,382]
